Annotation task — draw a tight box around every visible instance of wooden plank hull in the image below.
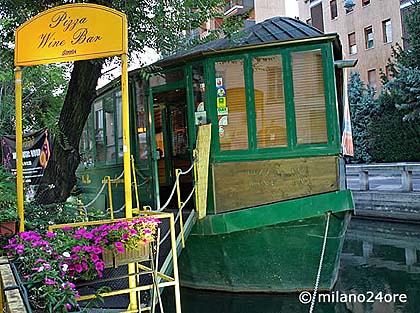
[179,191,353,292]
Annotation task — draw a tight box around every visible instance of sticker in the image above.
[216,77,223,87]
[217,86,226,97]
[217,107,228,116]
[200,83,205,92]
[218,115,228,126]
[196,101,205,112]
[217,97,226,108]
[195,111,207,125]
[219,126,225,138]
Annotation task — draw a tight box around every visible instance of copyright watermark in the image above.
[298,291,408,304]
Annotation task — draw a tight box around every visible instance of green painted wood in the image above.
[179,210,351,292]
[193,190,353,235]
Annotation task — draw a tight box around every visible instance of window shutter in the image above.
[253,55,287,148]
[292,50,328,145]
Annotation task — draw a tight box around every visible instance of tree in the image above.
[382,0,420,121]
[347,71,376,163]
[0,0,227,204]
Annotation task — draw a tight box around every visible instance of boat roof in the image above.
[154,16,336,67]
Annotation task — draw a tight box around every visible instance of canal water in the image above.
[162,217,420,313]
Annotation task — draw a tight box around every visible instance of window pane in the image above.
[365,26,374,49]
[253,55,287,148]
[348,32,357,54]
[104,95,115,163]
[330,0,338,19]
[149,69,184,87]
[171,105,188,156]
[193,64,206,125]
[116,91,123,160]
[81,113,94,164]
[292,50,328,145]
[368,69,377,90]
[94,100,105,162]
[215,59,248,151]
[383,19,392,43]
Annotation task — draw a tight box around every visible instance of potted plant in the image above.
[0,166,18,236]
[0,205,18,236]
[4,216,161,312]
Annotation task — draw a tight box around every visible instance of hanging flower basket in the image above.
[102,242,150,268]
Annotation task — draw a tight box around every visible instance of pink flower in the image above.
[45,278,56,285]
[92,246,103,254]
[63,282,76,290]
[65,303,72,309]
[74,264,83,273]
[45,231,56,238]
[95,261,104,271]
[61,226,72,231]
[91,254,99,262]
[72,246,82,253]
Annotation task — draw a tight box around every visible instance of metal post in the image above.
[175,169,185,248]
[15,67,24,232]
[402,166,413,192]
[106,176,114,219]
[121,53,137,311]
[169,213,182,313]
[359,170,369,191]
[131,155,140,211]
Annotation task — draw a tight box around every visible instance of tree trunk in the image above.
[36,59,103,204]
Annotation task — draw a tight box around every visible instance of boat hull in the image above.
[179,190,353,293]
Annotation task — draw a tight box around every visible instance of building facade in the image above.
[298,0,408,90]
[199,0,287,40]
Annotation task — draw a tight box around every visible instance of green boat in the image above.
[77,16,354,293]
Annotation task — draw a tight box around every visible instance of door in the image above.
[150,88,192,207]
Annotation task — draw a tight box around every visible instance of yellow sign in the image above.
[217,97,226,108]
[15,3,127,66]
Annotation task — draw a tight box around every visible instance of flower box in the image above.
[0,221,17,236]
[102,243,150,268]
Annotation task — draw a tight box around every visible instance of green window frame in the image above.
[208,42,340,162]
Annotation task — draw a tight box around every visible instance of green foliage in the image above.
[24,197,85,233]
[369,91,420,162]
[383,0,420,122]
[385,65,420,121]
[0,166,17,222]
[347,72,376,163]
[395,0,420,68]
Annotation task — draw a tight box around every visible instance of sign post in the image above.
[14,4,137,310]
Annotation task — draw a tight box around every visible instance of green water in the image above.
[162,218,420,313]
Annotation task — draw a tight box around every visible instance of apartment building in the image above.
[298,0,407,90]
[199,0,287,39]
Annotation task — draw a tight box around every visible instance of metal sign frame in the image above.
[13,4,143,311]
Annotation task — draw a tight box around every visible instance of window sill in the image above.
[383,41,392,46]
[365,47,375,51]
